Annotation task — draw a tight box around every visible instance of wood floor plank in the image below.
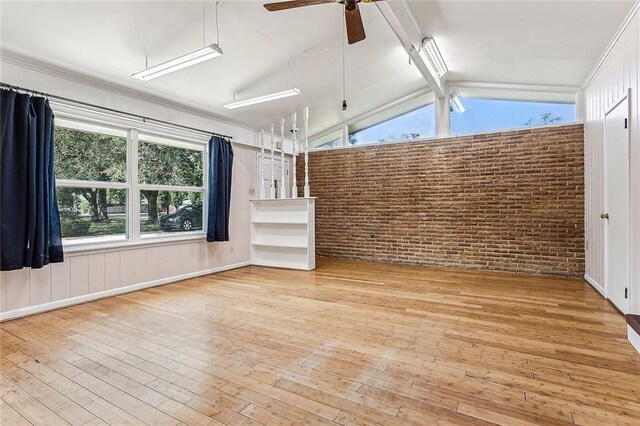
[0,258,638,425]
[1,356,96,425]
[0,398,33,426]
[0,373,69,426]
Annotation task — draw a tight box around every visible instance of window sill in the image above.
[63,233,208,256]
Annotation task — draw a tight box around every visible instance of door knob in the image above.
[601,213,609,219]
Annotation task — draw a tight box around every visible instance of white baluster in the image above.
[280,118,287,198]
[259,129,266,199]
[291,112,298,199]
[304,106,310,198]
[270,123,276,199]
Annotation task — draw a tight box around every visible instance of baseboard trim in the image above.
[584,273,605,297]
[0,261,251,322]
[629,325,640,354]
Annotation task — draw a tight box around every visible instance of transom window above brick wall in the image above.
[451,98,577,136]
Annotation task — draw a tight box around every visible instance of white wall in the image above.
[583,2,640,314]
[0,55,258,320]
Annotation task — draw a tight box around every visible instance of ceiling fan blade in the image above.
[345,4,366,44]
[264,0,334,12]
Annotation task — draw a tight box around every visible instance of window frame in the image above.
[54,115,209,252]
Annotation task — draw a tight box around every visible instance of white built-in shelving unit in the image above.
[250,198,315,270]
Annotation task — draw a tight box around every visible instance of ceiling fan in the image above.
[263,0,383,45]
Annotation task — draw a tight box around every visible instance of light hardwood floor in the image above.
[1,258,639,425]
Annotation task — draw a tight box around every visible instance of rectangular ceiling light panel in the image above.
[420,37,447,78]
[132,44,223,81]
[223,88,301,109]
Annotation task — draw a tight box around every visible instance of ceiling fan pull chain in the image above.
[342,12,347,111]
[216,1,221,45]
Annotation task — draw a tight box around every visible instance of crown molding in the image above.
[582,0,640,89]
[0,48,258,133]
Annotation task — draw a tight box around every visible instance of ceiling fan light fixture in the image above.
[420,37,447,78]
[223,88,301,109]
[132,44,224,81]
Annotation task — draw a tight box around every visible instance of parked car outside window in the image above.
[159,203,203,231]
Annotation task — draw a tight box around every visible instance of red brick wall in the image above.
[297,124,585,276]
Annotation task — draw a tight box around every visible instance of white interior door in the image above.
[258,154,290,199]
[604,95,630,313]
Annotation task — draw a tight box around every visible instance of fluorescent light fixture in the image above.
[419,37,447,78]
[132,44,223,81]
[223,88,301,109]
[451,91,465,114]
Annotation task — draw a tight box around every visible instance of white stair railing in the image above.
[279,118,287,198]
[270,123,276,199]
[291,112,298,198]
[304,106,310,198]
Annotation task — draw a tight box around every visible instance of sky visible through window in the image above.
[350,103,436,145]
[451,99,576,136]
[348,99,576,145]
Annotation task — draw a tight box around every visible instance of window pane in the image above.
[311,129,342,149]
[349,103,436,146]
[54,127,127,182]
[316,138,342,149]
[451,99,576,136]
[138,141,203,186]
[140,191,203,236]
[57,187,127,242]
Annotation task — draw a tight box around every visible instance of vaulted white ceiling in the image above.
[0,1,634,137]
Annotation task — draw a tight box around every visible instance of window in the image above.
[138,140,203,187]
[310,92,436,150]
[451,98,576,136]
[54,121,207,247]
[138,135,204,238]
[54,126,128,244]
[311,129,343,150]
[349,103,436,146]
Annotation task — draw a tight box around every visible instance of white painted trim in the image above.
[449,81,580,94]
[137,184,204,193]
[603,89,632,314]
[0,261,251,322]
[582,0,640,89]
[604,90,630,116]
[63,234,206,255]
[56,179,129,189]
[628,325,640,354]
[129,129,139,242]
[375,1,445,98]
[584,273,605,297]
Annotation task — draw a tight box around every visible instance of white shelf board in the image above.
[251,260,313,271]
[251,242,308,249]
[250,197,316,201]
[251,220,308,225]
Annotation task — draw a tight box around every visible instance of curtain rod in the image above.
[0,82,234,140]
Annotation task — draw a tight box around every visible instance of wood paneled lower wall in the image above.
[298,124,585,277]
[0,240,249,321]
[0,147,256,320]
